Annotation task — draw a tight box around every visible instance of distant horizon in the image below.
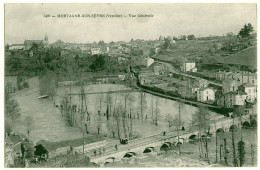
[5,3,257,45]
[6,33,251,46]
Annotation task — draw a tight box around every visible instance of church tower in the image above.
[44,34,48,44]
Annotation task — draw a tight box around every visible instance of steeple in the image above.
[44,34,48,44]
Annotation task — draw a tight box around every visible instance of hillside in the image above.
[217,46,257,69]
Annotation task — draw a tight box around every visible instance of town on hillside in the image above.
[4,3,258,168]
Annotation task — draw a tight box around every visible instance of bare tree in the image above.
[24,116,33,136]
[155,98,159,125]
[191,106,211,164]
[140,92,147,121]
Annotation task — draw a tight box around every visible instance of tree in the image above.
[5,119,13,136]
[191,106,211,164]
[140,92,147,121]
[24,116,33,135]
[237,140,246,167]
[154,98,160,125]
[172,101,184,155]
[231,119,238,167]
[5,98,20,120]
[21,138,35,167]
[187,35,195,40]
[238,23,254,38]
[162,37,171,49]
[5,44,9,50]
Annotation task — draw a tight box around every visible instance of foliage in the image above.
[5,118,13,136]
[131,49,144,56]
[21,139,35,160]
[238,23,254,38]
[5,97,20,120]
[89,54,106,71]
[237,140,246,167]
[191,106,211,134]
[187,34,195,40]
[39,71,56,97]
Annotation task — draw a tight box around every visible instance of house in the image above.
[180,62,197,73]
[24,35,48,50]
[216,71,231,81]
[155,47,160,54]
[24,40,43,50]
[145,57,155,67]
[237,72,257,86]
[197,87,215,103]
[216,71,257,86]
[238,83,257,102]
[4,133,25,166]
[217,91,247,108]
[138,70,155,85]
[154,65,163,75]
[91,48,101,55]
[9,44,25,50]
[222,80,238,94]
[35,136,106,159]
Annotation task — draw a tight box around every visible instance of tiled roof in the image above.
[36,135,104,152]
[24,40,43,45]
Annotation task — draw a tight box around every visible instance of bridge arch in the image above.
[229,125,238,132]
[160,142,171,151]
[189,135,197,143]
[216,128,225,133]
[91,162,100,167]
[242,121,250,129]
[123,152,137,158]
[143,147,155,153]
[103,157,116,166]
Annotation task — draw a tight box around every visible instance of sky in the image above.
[4,3,257,44]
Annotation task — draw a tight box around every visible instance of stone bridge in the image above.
[89,115,250,166]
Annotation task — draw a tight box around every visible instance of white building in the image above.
[239,84,257,102]
[145,57,155,67]
[91,48,101,55]
[197,87,215,103]
[9,44,25,50]
[180,62,197,73]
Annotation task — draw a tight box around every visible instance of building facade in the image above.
[180,62,197,73]
[217,91,247,108]
[222,80,238,94]
[197,87,215,103]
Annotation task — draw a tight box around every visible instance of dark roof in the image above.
[198,87,215,91]
[226,91,247,95]
[24,40,43,45]
[36,135,104,152]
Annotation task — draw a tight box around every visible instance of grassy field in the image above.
[217,47,257,69]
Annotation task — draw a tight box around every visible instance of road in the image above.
[152,58,222,87]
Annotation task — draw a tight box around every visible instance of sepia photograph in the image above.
[3,2,258,168]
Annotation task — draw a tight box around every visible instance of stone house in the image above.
[222,80,239,94]
[197,87,215,103]
[180,62,197,73]
[238,83,257,102]
[217,91,247,108]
